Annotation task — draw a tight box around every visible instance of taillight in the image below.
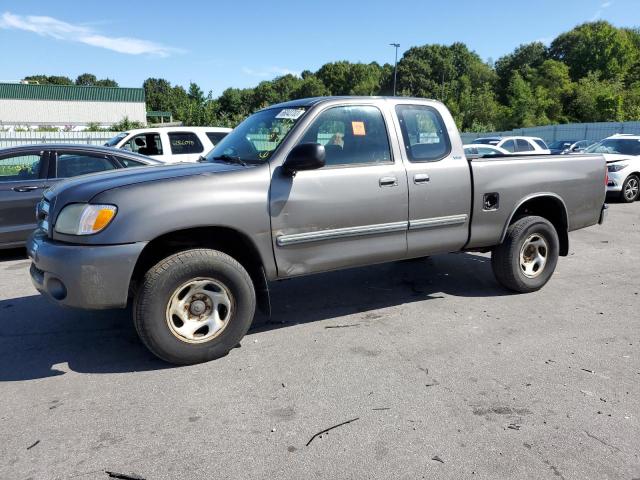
[605,169,608,186]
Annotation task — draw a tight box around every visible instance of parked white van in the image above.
[105,127,232,163]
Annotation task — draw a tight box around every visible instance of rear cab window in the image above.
[169,132,204,155]
[395,105,451,162]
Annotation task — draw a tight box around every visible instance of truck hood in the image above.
[45,162,244,206]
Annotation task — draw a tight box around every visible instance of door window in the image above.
[298,105,392,167]
[116,156,146,167]
[502,140,516,152]
[56,152,116,178]
[395,105,451,162]
[516,139,534,152]
[169,132,204,154]
[124,133,163,156]
[0,153,43,181]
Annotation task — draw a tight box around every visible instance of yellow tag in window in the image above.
[352,121,366,136]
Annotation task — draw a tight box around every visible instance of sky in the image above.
[0,0,638,96]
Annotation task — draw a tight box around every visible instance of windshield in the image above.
[584,138,640,156]
[204,107,307,164]
[104,132,128,147]
[549,141,574,149]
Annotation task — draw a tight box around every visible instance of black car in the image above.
[548,140,593,155]
[0,144,161,249]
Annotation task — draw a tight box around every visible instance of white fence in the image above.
[0,131,113,148]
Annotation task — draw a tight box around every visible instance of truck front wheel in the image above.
[491,216,559,293]
[133,249,256,365]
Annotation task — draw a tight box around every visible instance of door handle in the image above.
[12,185,39,192]
[379,176,398,187]
[413,173,430,184]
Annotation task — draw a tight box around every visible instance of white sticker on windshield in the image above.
[275,108,305,120]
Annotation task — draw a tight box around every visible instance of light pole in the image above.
[390,43,400,96]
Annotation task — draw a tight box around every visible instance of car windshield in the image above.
[549,141,574,149]
[104,132,128,147]
[584,138,640,156]
[204,107,307,164]
[474,138,500,145]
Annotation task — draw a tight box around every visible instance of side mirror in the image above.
[283,143,325,175]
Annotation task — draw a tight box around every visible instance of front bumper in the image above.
[27,231,147,309]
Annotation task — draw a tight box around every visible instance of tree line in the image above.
[24,21,640,132]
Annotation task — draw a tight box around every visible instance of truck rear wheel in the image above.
[491,216,559,293]
[133,249,256,365]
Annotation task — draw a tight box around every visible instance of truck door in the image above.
[270,104,409,277]
[392,103,472,257]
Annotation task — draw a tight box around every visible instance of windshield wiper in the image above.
[210,154,247,166]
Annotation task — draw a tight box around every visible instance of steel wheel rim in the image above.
[624,178,639,201]
[165,277,233,344]
[519,234,548,279]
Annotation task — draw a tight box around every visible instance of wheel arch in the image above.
[129,226,270,315]
[500,193,570,256]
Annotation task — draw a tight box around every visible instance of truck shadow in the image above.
[0,253,508,381]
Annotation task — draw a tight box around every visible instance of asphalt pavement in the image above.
[1,202,639,480]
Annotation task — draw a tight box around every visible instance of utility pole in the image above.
[390,43,400,96]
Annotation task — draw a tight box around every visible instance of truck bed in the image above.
[466,153,606,250]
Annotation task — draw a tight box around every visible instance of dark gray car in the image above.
[0,144,161,249]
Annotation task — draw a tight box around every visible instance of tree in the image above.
[494,42,547,101]
[75,73,98,86]
[550,21,638,82]
[569,72,624,122]
[23,75,73,85]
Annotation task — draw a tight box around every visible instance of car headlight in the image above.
[607,163,628,172]
[54,204,117,235]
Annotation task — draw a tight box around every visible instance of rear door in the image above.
[0,149,49,247]
[270,103,409,276]
[393,103,472,257]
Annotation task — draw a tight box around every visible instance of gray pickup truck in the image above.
[27,97,608,365]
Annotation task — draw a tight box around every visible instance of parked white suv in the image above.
[474,136,550,155]
[585,134,640,203]
[105,127,232,163]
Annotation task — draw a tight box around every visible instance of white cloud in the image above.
[0,12,182,57]
[591,0,614,20]
[242,66,300,78]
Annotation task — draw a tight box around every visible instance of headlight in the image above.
[607,163,628,172]
[54,204,117,235]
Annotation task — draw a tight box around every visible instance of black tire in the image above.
[133,249,256,365]
[620,174,640,203]
[491,216,559,293]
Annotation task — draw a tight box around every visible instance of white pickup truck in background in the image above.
[105,127,232,163]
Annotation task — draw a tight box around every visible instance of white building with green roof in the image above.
[0,82,146,131]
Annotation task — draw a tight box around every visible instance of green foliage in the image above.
[110,117,144,132]
[23,75,73,85]
[75,73,120,87]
